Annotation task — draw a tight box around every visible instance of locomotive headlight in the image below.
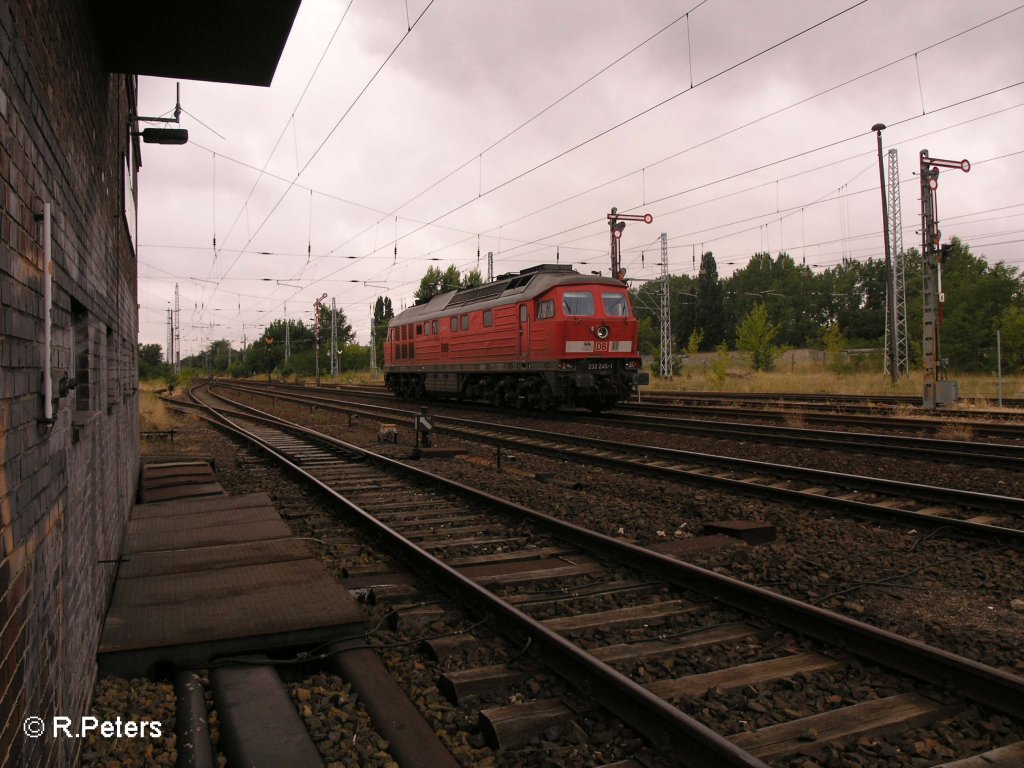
[596,325,610,339]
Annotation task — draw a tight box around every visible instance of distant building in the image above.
[0,2,299,764]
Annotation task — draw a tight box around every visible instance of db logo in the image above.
[594,341,610,352]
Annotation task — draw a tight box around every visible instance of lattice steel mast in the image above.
[173,283,181,374]
[659,233,672,378]
[884,148,909,379]
[330,297,338,375]
[166,307,174,368]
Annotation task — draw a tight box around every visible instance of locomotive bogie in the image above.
[384,265,644,411]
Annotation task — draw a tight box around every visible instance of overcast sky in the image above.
[135,0,1024,356]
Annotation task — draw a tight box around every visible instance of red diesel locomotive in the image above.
[384,264,647,410]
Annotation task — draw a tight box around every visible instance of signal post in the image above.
[919,150,969,409]
[607,207,653,281]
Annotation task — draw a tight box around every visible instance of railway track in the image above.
[216,382,1024,543]
[250,379,1024,445]
[586,411,1024,470]
[629,388,1024,412]
[614,400,1024,440]
[321,381,1024,420]
[177,382,1024,767]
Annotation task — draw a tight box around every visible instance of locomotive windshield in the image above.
[562,291,595,316]
[601,292,630,317]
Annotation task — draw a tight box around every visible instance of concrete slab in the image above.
[138,458,225,503]
[701,520,777,545]
[99,468,364,677]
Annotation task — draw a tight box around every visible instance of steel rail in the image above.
[615,400,1024,438]
[627,389,1024,415]
[583,411,1024,467]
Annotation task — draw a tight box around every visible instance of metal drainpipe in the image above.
[43,202,53,423]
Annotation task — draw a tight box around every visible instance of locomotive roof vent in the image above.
[519,263,574,275]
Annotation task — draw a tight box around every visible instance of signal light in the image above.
[611,221,626,239]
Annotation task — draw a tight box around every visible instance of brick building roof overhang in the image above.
[89,0,302,87]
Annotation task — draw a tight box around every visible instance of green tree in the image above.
[722,252,819,348]
[694,252,724,349]
[630,274,698,353]
[636,315,658,356]
[736,303,780,372]
[710,342,730,383]
[938,238,1023,371]
[319,303,354,352]
[414,266,446,303]
[415,264,484,302]
[461,268,483,288]
[241,319,314,376]
[373,295,394,367]
[998,306,1024,372]
[338,343,371,371]
[138,343,165,379]
[822,323,848,373]
[686,328,704,355]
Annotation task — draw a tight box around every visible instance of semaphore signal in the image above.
[607,208,653,281]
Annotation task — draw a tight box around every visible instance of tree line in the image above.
[138,297,396,381]
[631,238,1024,373]
[138,237,1024,381]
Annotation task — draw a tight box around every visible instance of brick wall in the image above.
[1,1,140,765]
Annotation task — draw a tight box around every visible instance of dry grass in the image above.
[649,361,1024,403]
[284,356,1024,405]
[782,413,807,428]
[307,370,385,386]
[139,383,176,432]
[937,422,975,441]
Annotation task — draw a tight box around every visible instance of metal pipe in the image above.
[43,202,53,422]
[997,330,1003,407]
[174,670,216,768]
[872,124,897,384]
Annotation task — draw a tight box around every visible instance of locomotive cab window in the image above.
[432,319,439,335]
[450,316,458,332]
[536,299,554,320]
[602,292,630,317]
[416,324,423,336]
[423,323,430,337]
[562,291,595,316]
[460,314,469,331]
[483,309,493,327]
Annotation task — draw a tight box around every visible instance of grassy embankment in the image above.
[138,380,177,433]
[650,364,1024,402]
